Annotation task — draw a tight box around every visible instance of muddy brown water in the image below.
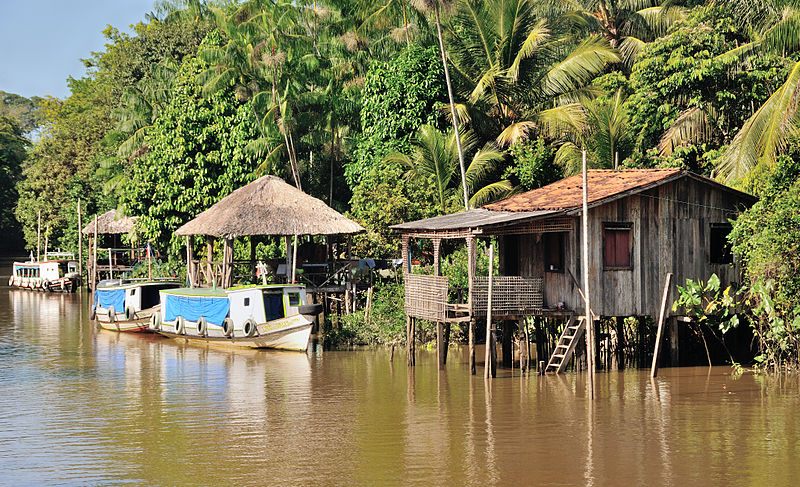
[1,263,799,485]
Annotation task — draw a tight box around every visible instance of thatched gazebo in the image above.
[81,209,137,235]
[175,175,364,288]
[82,209,139,290]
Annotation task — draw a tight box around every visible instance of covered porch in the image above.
[392,209,581,373]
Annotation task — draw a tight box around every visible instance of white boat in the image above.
[8,252,81,292]
[152,284,322,351]
[92,279,181,332]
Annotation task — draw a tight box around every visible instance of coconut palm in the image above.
[712,0,800,182]
[554,0,687,67]
[443,0,620,148]
[408,0,471,211]
[554,88,633,174]
[386,124,512,213]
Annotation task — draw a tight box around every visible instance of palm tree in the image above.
[409,0,471,211]
[386,124,512,213]
[443,0,620,148]
[555,0,687,67]
[554,88,633,174]
[713,0,800,182]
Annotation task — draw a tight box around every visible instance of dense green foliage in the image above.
[122,35,260,255]
[6,0,800,362]
[328,282,407,347]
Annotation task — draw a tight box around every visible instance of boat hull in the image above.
[94,307,156,333]
[155,320,313,351]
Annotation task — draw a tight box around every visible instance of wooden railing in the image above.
[403,273,544,321]
[472,276,543,316]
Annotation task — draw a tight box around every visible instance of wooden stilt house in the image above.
[392,169,756,372]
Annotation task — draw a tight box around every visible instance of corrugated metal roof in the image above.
[484,169,683,212]
[391,209,560,232]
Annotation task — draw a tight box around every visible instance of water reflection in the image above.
[1,287,800,485]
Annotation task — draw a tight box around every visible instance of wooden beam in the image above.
[582,149,594,399]
[186,235,194,287]
[650,272,674,378]
[77,199,82,278]
[467,235,476,375]
[484,242,495,379]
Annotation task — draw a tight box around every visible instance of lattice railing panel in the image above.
[404,273,449,321]
[472,276,543,315]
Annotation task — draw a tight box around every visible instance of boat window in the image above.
[288,292,301,307]
[131,288,136,296]
[244,297,250,307]
[263,293,284,322]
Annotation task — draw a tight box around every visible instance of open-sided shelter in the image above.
[175,175,364,288]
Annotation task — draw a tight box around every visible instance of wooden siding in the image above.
[500,177,749,318]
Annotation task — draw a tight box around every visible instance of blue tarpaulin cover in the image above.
[94,288,125,312]
[163,294,230,326]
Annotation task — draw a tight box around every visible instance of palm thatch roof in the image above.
[175,175,364,238]
[81,209,137,235]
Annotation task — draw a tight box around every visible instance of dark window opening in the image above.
[603,223,632,269]
[244,297,250,307]
[710,224,733,264]
[263,293,284,322]
[288,292,301,307]
[544,232,565,272]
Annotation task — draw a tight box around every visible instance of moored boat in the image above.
[152,284,322,351]
[92,279,181,332]
[9,252,81,292]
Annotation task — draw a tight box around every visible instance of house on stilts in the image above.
[392,169,756,373]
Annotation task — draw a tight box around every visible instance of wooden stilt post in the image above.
[249,237,256,281]
[37,210,41,262]
[206,238,214,286]
[108,247,113,280]
[223,238,234,288]
[650,272,674,378]
[92,215,98,291]
[467,235,476,375]
[582,148,595,399]
[484,242,495,379]
[291,234,298,283]
[77,199,83,279]
[186,236,194,287]
[402,235,415,367]
[437,321,445,370]
[670,316,680,365]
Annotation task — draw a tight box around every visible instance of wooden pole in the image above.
[582,148,595,399]
[291,234,298,283]
[650,272,674,378]
[484,242,494,379]
[37,210,41,262]
[186,235,194,287]
[93,215,98,290]
[467,235,476,375]
[44,225,49,261]
[108,247,113,280]
[77,199,83,278]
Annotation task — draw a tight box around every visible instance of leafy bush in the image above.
[504,138,560,191]
[326,282,407,347]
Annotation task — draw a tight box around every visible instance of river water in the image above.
[1,274,799,485]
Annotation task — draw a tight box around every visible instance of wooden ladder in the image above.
[545,316,586,374]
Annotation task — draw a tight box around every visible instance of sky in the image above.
[0,0,157,100]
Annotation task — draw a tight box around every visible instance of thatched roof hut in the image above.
[81,209,137,235]
[175,175,364,238]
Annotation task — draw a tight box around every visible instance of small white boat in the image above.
[92,279,181,332]
[153,284,322,351]
[9,252,80,292]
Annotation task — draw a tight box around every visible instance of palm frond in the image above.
[720,60,800,182]
[658,106,714,156]
[469,180,514,207]
[540,35,620,97]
